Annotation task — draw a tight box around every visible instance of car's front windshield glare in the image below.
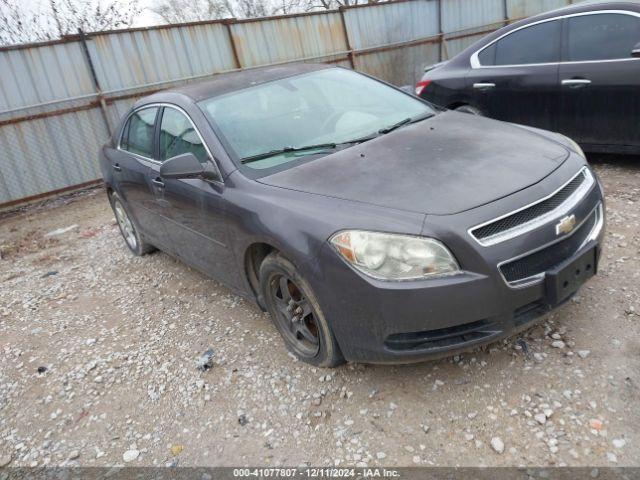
[198,68,434,170]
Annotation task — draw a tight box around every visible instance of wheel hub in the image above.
[286,300,305,322]
[270,275,320,357]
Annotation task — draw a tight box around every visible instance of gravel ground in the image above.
[0,156,638,468]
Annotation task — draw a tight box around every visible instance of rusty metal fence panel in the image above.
[0,108,107,204]
[342,0,439,49]
[229,12,348,67]
[0,42,95,114]
[441,0,505,32]
[355,42,441,88]
[0,0,581,207]
[86,22,238,94]
[507,0,569,18]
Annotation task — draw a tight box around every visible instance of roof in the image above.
[143,63,333,104]
[524,0,640,22]
[454,0,640,61]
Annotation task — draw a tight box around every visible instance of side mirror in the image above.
[632,42,640,58]
[160,153,219,181]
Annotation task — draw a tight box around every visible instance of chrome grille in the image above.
[471,168,593,246]
[499,205,600,285]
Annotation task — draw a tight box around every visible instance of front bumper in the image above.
[304,167,605,364]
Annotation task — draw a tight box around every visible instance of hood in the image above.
[257,111,569,215]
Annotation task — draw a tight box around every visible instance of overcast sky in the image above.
[19,0,163,28]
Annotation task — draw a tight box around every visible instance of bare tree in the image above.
[226,0,310,17]
[232,0,273,17]
[0,0,55,45]
[0,0,141,47]
[47,0,141,36]
[307,0,379,9]
[151,0,232,23]
[1,0,387,47]
[149,0,310,23]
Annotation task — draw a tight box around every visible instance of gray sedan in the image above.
[100,64,605,367]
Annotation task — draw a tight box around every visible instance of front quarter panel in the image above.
[223,170,426,298]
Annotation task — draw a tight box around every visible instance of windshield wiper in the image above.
[241,143,338,164]
[377,112,435,135]
[378,117,412,134]
[240,114,434,164]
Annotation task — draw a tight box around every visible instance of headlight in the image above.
[329,230,459,281]
[564,136,585,158]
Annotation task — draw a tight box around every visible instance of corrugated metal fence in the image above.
[0,0,579,207]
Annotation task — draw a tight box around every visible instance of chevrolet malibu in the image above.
[100,64,605,367]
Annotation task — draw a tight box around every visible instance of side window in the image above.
[159,108,209,164]
[478,43,496,66]
[486,20,561,66]
[567,13,640,62]
[121,107,158,158]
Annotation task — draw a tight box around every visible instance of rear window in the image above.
[567,13,640,61]
[479,20,561,66]
[121,107,158,158]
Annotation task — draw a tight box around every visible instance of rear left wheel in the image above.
[108,191,155,256]
[259,253,345,368]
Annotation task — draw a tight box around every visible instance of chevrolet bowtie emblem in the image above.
[556,214,577,236]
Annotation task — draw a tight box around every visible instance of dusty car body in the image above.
[100,64,605,367]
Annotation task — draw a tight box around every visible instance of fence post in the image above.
[223,19,242,69]
[339,6,355,69]
[77,29,112,137]
[502,0,509,24]
[437,0,443,62]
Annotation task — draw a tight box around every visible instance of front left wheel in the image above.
[108,191,155,256]
[259,253,345,368]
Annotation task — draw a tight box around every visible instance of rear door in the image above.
[466,19,562,131]
[559,11,640,150]
[114,106,168,246]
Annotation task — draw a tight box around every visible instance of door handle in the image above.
[152,178,165,188]
[561,79,591,87]
[473,82,495,90]
[113,163,122,172]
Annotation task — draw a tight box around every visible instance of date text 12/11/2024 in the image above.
[232,468,401,478]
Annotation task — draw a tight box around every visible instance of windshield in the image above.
[198,68,435,170]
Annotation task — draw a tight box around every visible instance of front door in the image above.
[152,106,242,289]
[466,18,562,131]
[559,11,640,150]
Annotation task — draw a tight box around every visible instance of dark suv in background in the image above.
[416,1,640,154]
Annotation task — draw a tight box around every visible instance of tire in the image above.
[259,252,345,368]
[108,191,156,256]
[455,105,483,116]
